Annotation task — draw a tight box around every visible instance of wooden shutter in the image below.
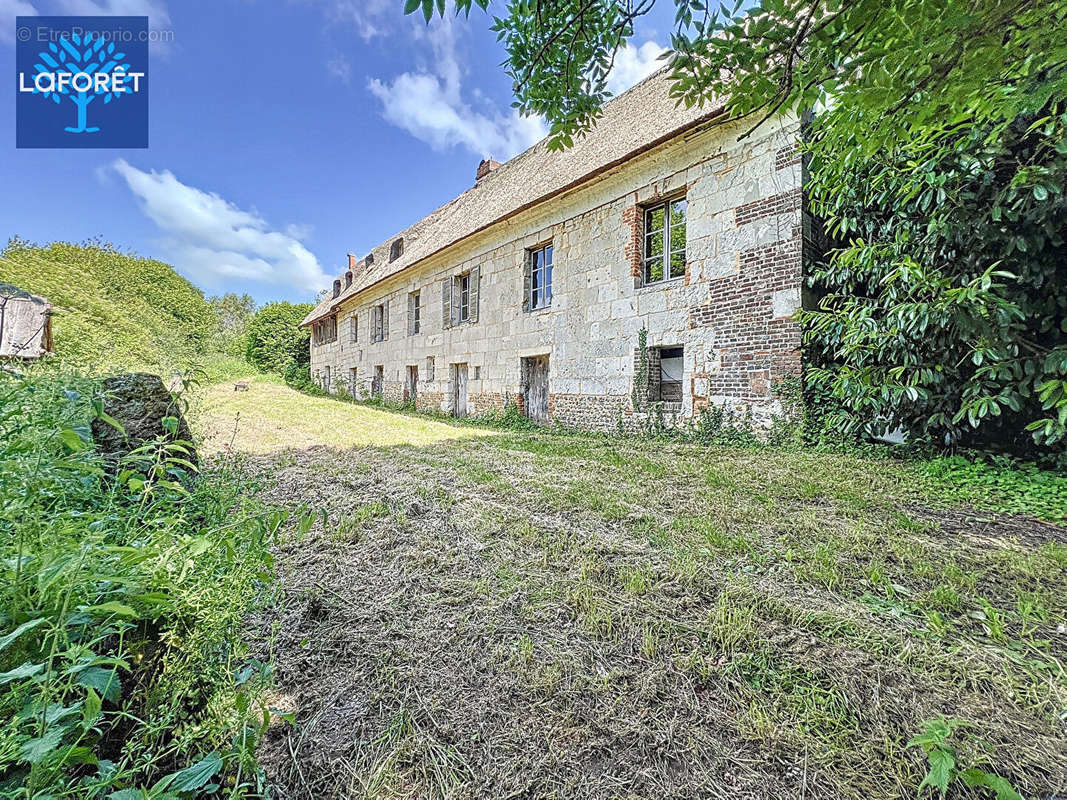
[469,266,480,323]
[407,292,416,336]
[451,276,461,325]
[522,253,531,312]
[441,277,452,329]
[382,301,389,341]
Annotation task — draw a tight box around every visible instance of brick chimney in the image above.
[476,158,502,182]
[348,252,369,282]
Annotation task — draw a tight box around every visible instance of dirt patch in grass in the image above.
[236,431,1066,800]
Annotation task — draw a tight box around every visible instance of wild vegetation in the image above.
[0,367,305,798]
[209,293,258,361]
[0,240,241,377]
[243,303,313,381]
[205,381,1066,800]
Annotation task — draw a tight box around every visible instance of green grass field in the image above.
[194,376,496,453]
[193,381,1067,800]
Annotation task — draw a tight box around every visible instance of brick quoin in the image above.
[622,203,642,280]
[689,231,803,401]
[775,144,801,171]
[735,188,803,227]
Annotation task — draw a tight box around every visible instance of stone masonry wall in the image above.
[310,115,805,431]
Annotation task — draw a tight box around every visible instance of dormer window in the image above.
[390,238,404,262]
[364,253,374,268]
[344,270,353,288]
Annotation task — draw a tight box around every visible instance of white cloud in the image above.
[111,159,329,294]
[55,0,169,23]
[319,0,393,41]
[326,53,351,84]
[367,15,548,160]
[54,0,172,51]
[606,40,667,96]
[1,0,38,45]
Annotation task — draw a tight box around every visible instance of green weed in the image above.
[0,370,286,797]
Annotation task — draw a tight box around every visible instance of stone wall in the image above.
[310,114,806,430]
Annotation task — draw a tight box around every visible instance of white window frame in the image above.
[529,244,553,310]
[457,273,471,323]
[643,197,687,285]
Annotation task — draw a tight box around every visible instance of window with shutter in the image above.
[372,305,384,342]
[350,315,358,343]
[408,291,421,335]
[468,266,480,323]
[382,300,389,340]
[442,277,452,329]
[457,274,471,323]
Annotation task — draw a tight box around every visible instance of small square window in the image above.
[636,344,684,406]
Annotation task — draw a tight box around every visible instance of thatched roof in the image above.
[302,68,723,326]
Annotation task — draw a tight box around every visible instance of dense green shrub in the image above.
[245,303,313,376]
[0,368,296,797]
[803,109,1067,456]
[283,362,312,391]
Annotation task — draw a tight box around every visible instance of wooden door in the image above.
[453,363,468,417]
[525,356,550,423]
[405,365,418,404]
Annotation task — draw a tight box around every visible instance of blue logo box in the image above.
[16,16,149,149]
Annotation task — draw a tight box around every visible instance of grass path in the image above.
[192,376,495,454]
[194,382,1067,800]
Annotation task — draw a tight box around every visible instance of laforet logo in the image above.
[15,16,150,149]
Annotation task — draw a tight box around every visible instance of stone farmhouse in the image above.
[301,69,811,431]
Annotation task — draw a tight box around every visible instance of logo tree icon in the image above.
[32,33,132,134]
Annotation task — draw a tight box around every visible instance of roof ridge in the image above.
[302,67,716,327]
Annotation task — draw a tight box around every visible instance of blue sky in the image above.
[1,0,673,303]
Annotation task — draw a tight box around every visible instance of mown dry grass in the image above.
[194,383,1067,800]
[192,377,496,454]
